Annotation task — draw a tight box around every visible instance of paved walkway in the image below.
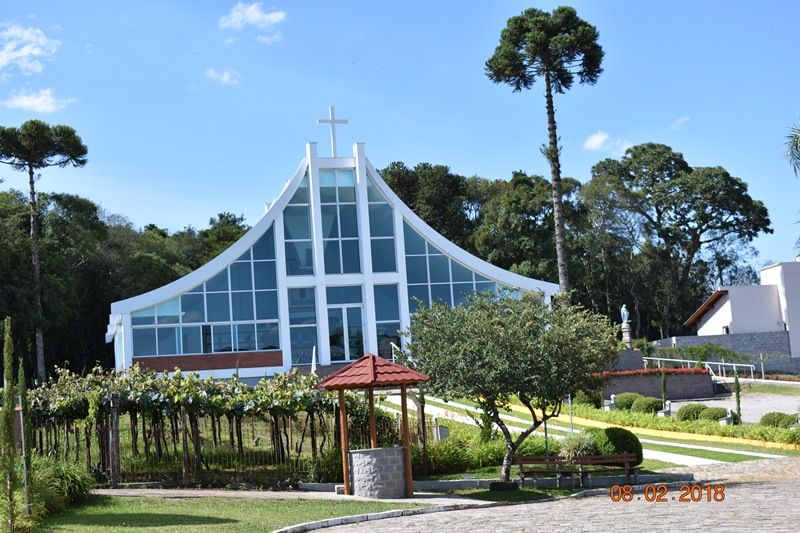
[320,458,800,533]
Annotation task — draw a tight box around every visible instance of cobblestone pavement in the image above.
[322,458,800,533]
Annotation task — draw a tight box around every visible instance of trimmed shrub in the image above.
[630,396,664,415]
[559,432,598,464]
[676,403,707,421]
[614,392,644,411]
[411,439,470,476]
[573,389,602,409]
[308,446,343,483]
[517,435,554,456]
[468,438,506,468]
[698,407,730,421]
[759,412,798,428]
[585,427,643,466]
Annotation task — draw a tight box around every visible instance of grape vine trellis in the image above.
[24,364,391,485]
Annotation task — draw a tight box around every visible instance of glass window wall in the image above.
[131,224,280,358]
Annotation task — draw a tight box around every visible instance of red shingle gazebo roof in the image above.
[315,353,429,391]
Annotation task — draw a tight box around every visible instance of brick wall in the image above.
[349,447,407,499]
[604,372,714,400]
[133,350,282,372]
[614,350,645,371]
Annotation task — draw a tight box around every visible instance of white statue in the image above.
[621,304,629,324]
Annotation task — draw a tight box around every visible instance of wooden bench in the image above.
[516,452,640,488]
[516,455,576,488]
[571,453,640,487]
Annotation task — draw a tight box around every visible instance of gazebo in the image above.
[315,353,429,498]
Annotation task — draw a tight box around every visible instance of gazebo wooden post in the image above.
[338,389,351,495]
[368,386,377,448]
[401,384,413,498]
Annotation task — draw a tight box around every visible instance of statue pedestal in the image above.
[621,322,632,349]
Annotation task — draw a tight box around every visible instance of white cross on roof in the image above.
[316,106,348,157]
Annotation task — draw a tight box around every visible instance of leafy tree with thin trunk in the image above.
[486,6,604,299]
[407,290,618,482]
[0,120,88,384]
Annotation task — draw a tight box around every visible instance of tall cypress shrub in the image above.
[734,373,742,425]
[2,317,16,531]
[17,360,30,516]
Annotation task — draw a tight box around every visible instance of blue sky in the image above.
[2,1,799,267]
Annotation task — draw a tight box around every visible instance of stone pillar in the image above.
[621,322,632,349]
[350,447,407,499]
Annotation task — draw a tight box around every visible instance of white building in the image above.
[106,111,558,383]
[657,261,800,372]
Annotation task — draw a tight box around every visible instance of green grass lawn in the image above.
[640,442,760,463]
[440,486,579,503]
[744,383,800,396]
[41,496,429,532]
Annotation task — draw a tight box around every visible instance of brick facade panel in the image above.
[133,350,282,372]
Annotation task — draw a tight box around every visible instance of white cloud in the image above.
[205,67,241,85]
[257,34,282,45]
[219,3,286,31]
[582,130,632,156]
[2,88,75,112]
[583,131,609,151]
[0,22,60,75]
[670,116,691,130]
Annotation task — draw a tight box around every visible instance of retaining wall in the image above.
[604,372,714,400]
[653,332,800,373]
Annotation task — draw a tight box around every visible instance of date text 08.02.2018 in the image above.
[609,484,725,502]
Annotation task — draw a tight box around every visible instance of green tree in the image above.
[197,212,250,265]
[786,121,800,253]
[407,291,618,482]
[786,121,800,177]
[590,143,772,337]
[572,175,640,329]
[380,162,471,248]
[0,120,88,383]
[486,6,604,298]
[472,172,580,281]
[0,191,35,348]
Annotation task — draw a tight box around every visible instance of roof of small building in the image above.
[684,289,728,327]
[315,353,429,390]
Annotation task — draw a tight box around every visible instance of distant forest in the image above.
[0,142,771,380]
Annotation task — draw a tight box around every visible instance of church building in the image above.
[106,109,558,384]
